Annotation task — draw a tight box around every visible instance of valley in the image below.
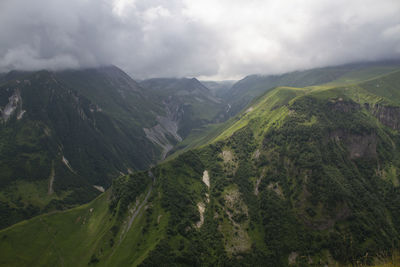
[1,61,400,266]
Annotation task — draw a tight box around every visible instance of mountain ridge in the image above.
[222,60,400,118]
[0,66,165,229]
[2,64,400,266]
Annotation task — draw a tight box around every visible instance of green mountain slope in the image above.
[140,69,400,266]
[225,60,400,117]
[0,67,165,229]
[154,61,400,161]
[4,66,400,266]
[0,170,161,267]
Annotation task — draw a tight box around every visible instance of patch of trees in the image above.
[109,171,151,218]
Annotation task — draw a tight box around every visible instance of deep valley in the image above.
[1,61,400,266]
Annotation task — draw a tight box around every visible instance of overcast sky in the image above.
[0,0,399,80]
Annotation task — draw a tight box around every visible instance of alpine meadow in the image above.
[1,0,400,266]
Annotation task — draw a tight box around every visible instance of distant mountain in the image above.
[224,60,400,117]
[3,65,400,266]
[0,66,165,229]
[140,77,228,158]
[201,80,236,98]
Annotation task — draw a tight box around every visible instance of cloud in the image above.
[0,0,399,79]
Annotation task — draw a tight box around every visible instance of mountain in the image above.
[139,78,228,158]
[2,65,400,266]
[224,60,400,117]
[0,66,165,229]
[167,61,400,160]
[201,80,236,98]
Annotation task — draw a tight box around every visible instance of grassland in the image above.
[2,63,400,266]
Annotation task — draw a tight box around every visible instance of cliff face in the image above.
[324,100,377,158]
[328,98,360,113]
[373,104,400,130]
[0,87,23,122]
[329,129,377,159]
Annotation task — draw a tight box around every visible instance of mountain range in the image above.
[0,66,228,229]
[1,60,400,266]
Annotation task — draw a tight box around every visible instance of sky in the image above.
[0,0,399,80]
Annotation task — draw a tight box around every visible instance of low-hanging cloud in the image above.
[0,0,399,80]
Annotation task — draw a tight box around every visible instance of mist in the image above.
[1,0,399,80]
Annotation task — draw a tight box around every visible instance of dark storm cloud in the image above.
[0,0,109,68]
[0,0,219,77]
[0,0,399,79]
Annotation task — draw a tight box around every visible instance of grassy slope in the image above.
[130,70,400,266]
[0,160,206,267]
[0,170,166,267]
[0,192,113,266]
[3,67,400,266]
[214,66,400,142]
[0,67,166,229]
[224,61,400,117]
[167,63,400,159]
[151,69,400,265]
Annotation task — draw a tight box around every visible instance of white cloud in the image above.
[0,0,399,79]
[112,0,137,17]
[183,0,400,78]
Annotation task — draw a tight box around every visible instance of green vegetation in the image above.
[0,67,164,229]
[2,61,400,266]
[142,68,400,265]
[223,60,400,117]
[0,171,156,267]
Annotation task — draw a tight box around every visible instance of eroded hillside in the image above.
[3,69,400,266]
